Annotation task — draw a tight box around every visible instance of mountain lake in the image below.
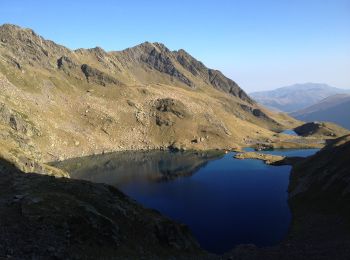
[52,148,319,254]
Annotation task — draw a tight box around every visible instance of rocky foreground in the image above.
[0,157,208,259]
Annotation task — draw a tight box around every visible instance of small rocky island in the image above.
[234,152,304,165]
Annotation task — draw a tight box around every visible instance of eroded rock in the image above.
[0,103,41,137]
[81,64,122,86]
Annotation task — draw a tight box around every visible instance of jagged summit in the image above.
[0,24,253,103]
[131,41,169,50]
[0,23,70,70]
[0,23,35,34]
[113,40,253,102]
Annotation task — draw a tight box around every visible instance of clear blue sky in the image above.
[1,0,349,92]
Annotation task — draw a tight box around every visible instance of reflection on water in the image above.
[53,150,224,185]
[258,148,319,157]
[53,149,318,254]
[244,147,320,157]
[281,129,298,136]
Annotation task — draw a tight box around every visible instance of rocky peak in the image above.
[208,69,253,103]
[173,49,208,78]
[0,24,35,36]
[119,42,195,88]
[0,24,42,50]
[134,41,170,53]
[0,24,253,104]
[0,23,70,69]
[121,41,172,59]
[79,46,108,58]
[173,48,253,103]
[57,56,77,69]
[90,46,106,54]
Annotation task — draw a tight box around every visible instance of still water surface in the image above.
[281,129,298,136]
[53,149,318,254]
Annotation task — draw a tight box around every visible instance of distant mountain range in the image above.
[250,83,350,112]
[291,94,350,129]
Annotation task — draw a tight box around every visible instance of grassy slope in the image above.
[0,24,306,163]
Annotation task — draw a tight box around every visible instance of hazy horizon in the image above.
[1,0,349,92]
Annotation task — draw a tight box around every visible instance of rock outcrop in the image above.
[154,98,190,126]
[0,102,40,137]
[234,152,302,165]
[81,64,122,86]
[173,48,253,103]
[294,121,349,137]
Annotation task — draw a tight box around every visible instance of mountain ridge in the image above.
[0,24,321,165]
[0,23,253,103]
[250,83,350,112]
[291,94,350,129]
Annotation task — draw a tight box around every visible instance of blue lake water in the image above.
[52,149,318,254]
[244,147,319,157]
[281,129,298,136]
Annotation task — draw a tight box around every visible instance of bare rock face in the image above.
[0,103,41,137]
[174,48,253,103]
[240,104,279,123]
[208,69,251,103]
[122,42,195,87]
[154,98,190,126]
[175,49,208,78]
[155,98,189,118]
[81,64,122,86]
[238,104,283,131]
[0,24,70,69]
[57,55,78,74]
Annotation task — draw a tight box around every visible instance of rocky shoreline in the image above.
[234,151,303,166]
[44,135,325,164]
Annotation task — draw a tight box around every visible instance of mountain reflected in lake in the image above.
[53,150,224,185]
